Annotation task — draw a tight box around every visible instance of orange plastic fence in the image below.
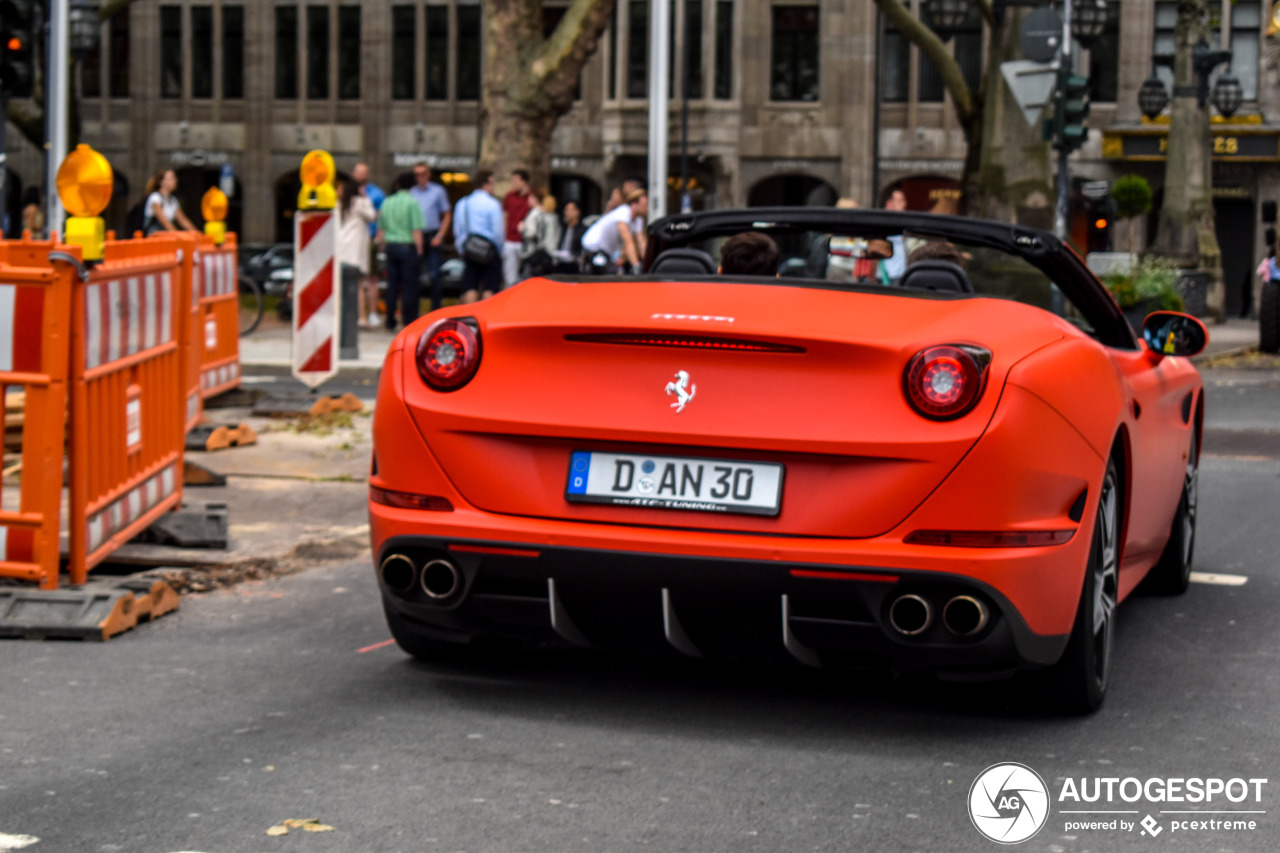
[67,240,185,584]
[194,234,241,398]
[143,233,204,433]
[0,240,74,589]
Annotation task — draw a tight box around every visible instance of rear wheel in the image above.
[1145,421,1198,595]
[1048,458,1119,714]
[383,603,471,662]
[1261,281,1280,353]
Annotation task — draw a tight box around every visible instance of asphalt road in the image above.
[1,369,1278,853]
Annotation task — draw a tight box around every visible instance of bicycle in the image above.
[238,274,265,336]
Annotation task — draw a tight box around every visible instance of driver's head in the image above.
[718,232,780,277]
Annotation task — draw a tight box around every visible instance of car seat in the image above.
[650,248,718,275]
[898,260,974,293]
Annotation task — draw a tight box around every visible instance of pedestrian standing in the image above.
[553,201,586,273]
[376,172,425,331]
[501,169,533,288]
[336,176,378,327]
[453,170,504,303]
[520,189,561,277]
[143,169,198,234]
[20,187,44,239]
[409,162,454,312]
[353,162,386,326]
[880,188,909,284]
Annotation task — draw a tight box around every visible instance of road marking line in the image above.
[357,638,396,653]
[0,834,39,850]
[1190,572,1249,586]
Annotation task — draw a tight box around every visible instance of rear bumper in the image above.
[372,530,1071,673]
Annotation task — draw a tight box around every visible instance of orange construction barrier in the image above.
[143,232,204,433]
[67,239,185,584]
[0,239,74,589]
[194,234,241,398]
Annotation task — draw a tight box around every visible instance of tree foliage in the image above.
[1111,174,1153,222]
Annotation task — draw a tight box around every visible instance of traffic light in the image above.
[1056,72,1091,154]
[0,0,37,98]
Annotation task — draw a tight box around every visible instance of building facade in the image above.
[4,0,1276,313]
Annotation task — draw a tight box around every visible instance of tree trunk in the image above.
[966,9,1054,226]
[479,0,617,194]
[1153,0,1226,321]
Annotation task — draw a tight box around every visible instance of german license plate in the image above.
[565,451,783,516]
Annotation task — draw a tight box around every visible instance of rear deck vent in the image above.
[565,333,805,354]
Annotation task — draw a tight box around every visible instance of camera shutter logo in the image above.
[968,763,1051,844]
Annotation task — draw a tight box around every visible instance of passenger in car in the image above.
[718,232,780,277]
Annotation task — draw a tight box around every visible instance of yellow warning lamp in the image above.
[56,144,114,262]
[297,149,337,211]
[202,187,229,245]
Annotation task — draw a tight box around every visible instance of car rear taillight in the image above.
[416,318,481,391]
[902,344,990,420]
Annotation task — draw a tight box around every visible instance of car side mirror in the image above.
[1141,311,1207,359]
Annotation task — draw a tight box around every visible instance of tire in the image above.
[1047,458,1120,714]
[383,602,472,662]
[238,274,265,337]
[1144,420,1199,595]
[1262,281,1280,353]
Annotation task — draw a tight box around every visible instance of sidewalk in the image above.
[239,313,395,373]
[1196,317,1258,361]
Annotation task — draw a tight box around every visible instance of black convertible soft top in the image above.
[644,207,1137,350]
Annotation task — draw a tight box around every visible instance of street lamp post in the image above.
[47,0,99,240]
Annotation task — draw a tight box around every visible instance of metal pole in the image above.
[1053,0,1073,242]
[679,0,690,213]
[0,94,8,237]
[648,0,670,222]
[47,0,70,240]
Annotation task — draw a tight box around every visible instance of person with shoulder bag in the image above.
[454,170,505,303]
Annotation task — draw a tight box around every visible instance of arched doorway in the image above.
[274,170,303,244]
[175,166,243,237]
[880,175,962,213]
[550,173,603,218]
[747,174,837,207]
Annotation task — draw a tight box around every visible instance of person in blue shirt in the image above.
[410,162,454,311]
[353,162,386,326]
[453,170,505,303]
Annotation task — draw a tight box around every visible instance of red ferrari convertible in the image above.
[368,208,1206,712]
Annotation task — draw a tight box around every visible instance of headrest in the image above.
[898,259,974,293]
[650,248,718,275]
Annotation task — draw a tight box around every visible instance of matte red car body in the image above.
[369,276,1202,655]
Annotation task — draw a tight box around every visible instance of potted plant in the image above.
[1111,174,1152,257]
[1103,255,1185,332]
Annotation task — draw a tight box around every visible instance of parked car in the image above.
[241,243,294,295]
[368,206,1207,714]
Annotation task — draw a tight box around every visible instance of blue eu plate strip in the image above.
[566,451,592,494]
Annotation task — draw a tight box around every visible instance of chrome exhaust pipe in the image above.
[379,554,417,593]
[420,558,462,600]
[943,596,989,636]
[888,594,933,636]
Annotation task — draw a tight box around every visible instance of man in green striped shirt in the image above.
[376,173,425,330]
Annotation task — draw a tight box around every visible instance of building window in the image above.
[426,5,449,100]
[276,5,299,99]
[191,6,213,99]
[770,5,819,102]
[457,4,482,100]
[880,17,908,102]
[607,5,618,99]
[1229,1,1260,101]
[160,5,182,98]
[83,25,102,97]
[338,6,360,99]
[110,14,130,97]
[1153,1,1176,90]
[1087,1,1119,103]
[713,0,732,99]
[954,8,982,94]
[627,0,648,98]
[223,6,244,99]
[306,5,329,99]
[391,5,415,100]
[684,0,703,99]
